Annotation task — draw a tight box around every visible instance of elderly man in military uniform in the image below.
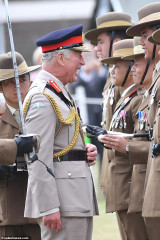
[0,52,41,238]
[23,24,98,240]
[126,2,160,239]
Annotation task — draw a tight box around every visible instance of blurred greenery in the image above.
[92,200,121,240]
[92,159,121,240]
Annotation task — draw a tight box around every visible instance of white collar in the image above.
[6,103,17,115]
[121,84,135,97]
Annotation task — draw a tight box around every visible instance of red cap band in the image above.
[42,36,82,52]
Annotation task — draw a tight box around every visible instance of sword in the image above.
[82,125,150,142]
[3,0,55,178]
[4,0,26,134]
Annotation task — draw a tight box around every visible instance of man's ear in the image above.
[56,52,65,66]
[113,37,121,44]
[0,85,2,93]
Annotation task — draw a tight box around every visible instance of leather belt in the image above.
[53,150,87,162]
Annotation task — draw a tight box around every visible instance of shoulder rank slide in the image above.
[49,80,62,93]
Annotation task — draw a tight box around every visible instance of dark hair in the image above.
[107,30,132,40]
[149,24,160,31]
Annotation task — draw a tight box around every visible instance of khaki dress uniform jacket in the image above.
[23,70,99,219]
[128,93,150,213]
[143,65,160,217]
[0,105,35,226]
[100,74,122,189]
[104,84,142,213]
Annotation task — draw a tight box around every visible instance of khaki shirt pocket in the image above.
[114,164,132,205]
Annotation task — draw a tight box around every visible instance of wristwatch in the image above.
[126,144,129,154]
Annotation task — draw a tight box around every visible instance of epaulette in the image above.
[46,81,72,108]
[49,80,62,93]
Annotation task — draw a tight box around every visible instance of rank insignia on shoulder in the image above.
[31,103,46,110]
[49,80,62,93]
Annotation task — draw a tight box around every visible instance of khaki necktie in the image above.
[13,109,21,126]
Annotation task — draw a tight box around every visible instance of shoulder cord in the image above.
[43,93,80,158]
[23,93,81,159]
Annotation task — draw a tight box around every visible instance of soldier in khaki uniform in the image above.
[85,13,133,240]
[101,37,154,239]
[99,39,148,240]
[85,12,133,185]
[126,3,160,239]
[23,24,99,240]
[0,52,41,238]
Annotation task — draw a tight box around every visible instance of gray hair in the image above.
[42,49,72,65]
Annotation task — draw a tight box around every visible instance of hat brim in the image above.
[122,52,144,60]
[71,46,91,52]
[127,20,160,37]
[101,57,121,65]
[0,65,41,81]
[151,29,160,44]
[85,25,132,42]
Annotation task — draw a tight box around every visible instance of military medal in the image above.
[150,87,157,105]
[138,111,143,130]
[144,112,149,131]
[110,88,114,105]
[118,111,123,129]
[140,111,145,130]
[122,110,127,129]
[115,118,119,128]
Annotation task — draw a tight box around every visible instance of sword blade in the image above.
[4,0,26,134]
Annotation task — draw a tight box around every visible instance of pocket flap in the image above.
[54,162,86,179]
[114,164,132,174]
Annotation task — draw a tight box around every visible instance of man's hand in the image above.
[43,212,61,232]
[100,135,129,153]
[85,143,97,166]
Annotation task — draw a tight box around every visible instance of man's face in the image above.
[140,27,155,60]
[131,56,153,89]
[111,60,131,87]
[95,32,111,61]
[0,73,31,108]
[63,50,85,84]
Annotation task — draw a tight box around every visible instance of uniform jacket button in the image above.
[68,172,72,177]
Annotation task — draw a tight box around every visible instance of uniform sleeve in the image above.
[25,93,60,215]
[0,139,17,165]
